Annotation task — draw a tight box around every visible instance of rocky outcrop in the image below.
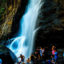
[37,0,64,33]
[35,0,64,48]
[0,0,21,39]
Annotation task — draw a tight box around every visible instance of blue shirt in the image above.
[0,58,2,63]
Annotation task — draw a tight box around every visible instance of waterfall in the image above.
[7,0,43,60]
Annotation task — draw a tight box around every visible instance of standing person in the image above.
[52,45,56,55]
[18,54,25,64]
[51,55,55,64]
[40,47,45,57]
[31,54,35,63]
[0,58,2,64]
[34,51,38,64]
[51,45,56,63]
[54,49,58,63]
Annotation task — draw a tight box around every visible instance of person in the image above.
[34,51,38,64]
[54,49,58,62]
[0,58,2,64]
[52,45,56,55]
[26,58,31,64]
[51,55,55,64]
[18,54,25,64]
[40,47,45,57]
[30,54,35,63]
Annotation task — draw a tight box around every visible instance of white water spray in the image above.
[7,0,43,60]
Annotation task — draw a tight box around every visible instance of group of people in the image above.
[16,45,58,64]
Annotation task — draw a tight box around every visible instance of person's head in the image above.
[52,45,56,50]
[27,58,30,63]
[20,54,22,57]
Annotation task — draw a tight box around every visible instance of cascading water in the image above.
[7,0,43,60]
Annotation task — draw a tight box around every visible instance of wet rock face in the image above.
[0,45,17,64]
[37,0,64,33]
[0,0,64,42]
[35,0,64,48]
[0,0,21,39]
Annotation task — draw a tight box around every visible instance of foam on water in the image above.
[7,0,43,60]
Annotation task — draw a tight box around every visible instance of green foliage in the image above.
[0,8,5,14]
[2,0,7,3]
